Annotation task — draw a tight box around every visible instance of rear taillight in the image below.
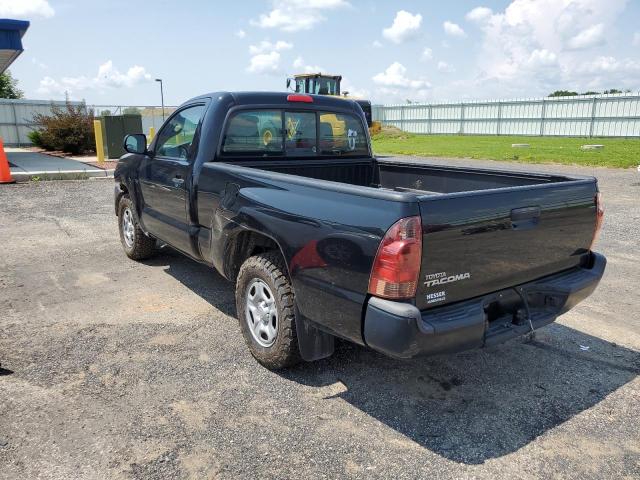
[368,216,422,300]
[590,192,604,250]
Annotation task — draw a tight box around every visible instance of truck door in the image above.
[139,104,205,254]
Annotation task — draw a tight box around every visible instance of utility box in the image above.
[101,114,143,159]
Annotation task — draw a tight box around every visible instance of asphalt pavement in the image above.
[0,158,638,479]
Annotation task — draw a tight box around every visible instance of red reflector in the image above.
[368,216,422,300]
[287,94,313,103]
[590,192,604,250]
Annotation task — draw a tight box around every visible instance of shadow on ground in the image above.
[149,248,640,465]
[144,247,236,317]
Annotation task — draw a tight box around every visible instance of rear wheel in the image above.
[236,252,300,369]
[117,195,156,260]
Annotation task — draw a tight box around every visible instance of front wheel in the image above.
[236,252,301,369]
[117,195,156,260]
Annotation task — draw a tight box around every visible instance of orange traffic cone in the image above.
[0,137,15,184]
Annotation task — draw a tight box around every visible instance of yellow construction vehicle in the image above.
[286,73,373,127]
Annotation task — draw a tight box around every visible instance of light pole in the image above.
[155,78,165,121]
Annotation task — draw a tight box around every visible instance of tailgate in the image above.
[415,179,598,310]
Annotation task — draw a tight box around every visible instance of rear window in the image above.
[318,111,368,156]
[221,109,368,157]
[285,111,316,156]
[222,110,283,155]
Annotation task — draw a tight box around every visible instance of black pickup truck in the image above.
[114,92,605,369]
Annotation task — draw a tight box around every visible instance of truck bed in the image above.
[229,157,572,195]
[225,157,597,311]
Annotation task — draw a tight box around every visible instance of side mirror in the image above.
[124,134,147,154]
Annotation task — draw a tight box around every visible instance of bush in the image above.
[27,129,44,148]
[31,100,95,155]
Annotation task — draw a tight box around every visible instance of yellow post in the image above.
[148,126,155,142]
[93,119,105,164]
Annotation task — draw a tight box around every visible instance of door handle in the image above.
[172,176,185,187]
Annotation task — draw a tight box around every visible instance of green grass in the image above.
[371,129,639,168]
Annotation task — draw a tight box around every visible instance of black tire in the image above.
[117,195,156,260]
[236,252,301,369]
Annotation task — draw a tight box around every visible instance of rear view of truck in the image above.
[364,162,605,358]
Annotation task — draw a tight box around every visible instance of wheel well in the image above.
[225,231,283,281]
[115,183,129,215]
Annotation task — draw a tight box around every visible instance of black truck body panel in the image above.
[114,91,605,360]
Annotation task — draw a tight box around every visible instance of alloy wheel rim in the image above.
[122,208,135,248]
[245,278,278,347]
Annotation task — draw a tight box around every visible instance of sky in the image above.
[4,0,640,106]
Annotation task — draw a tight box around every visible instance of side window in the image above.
[318,112,368,155]
[222,110,283,155]
[285,111,316,156]
[155,105,205,159]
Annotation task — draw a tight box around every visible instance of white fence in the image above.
[372,93,640,137]
[0,99,175,146]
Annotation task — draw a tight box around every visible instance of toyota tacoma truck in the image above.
[114,92,606,369]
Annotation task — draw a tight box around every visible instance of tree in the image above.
[548,90,578,97]
[603,89,623,94]
[123,106,141,115]
[582,91,600,95]
[0,70,24,99]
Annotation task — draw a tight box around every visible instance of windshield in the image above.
[296,77,340,95]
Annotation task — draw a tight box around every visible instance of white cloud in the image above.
[634,32,640,47]
[235,29,246,39]
[249,40,293,55]
[465,6,493,22]
[292,56,323,73]
[372,40,383,48]
[0,0,54,17]
[421,47,433,61]
[437,61,455,73]
[37,61,151,96]
[383,10,422,44]
[526,49,558,68]
[247,40,293,75]
[247,51,282,74]
[567,23,605,50]
[576,56,640,75]
[443,21,466,37]
[251,0,349,32]
[464,0,632,96]
[372,62,430,89]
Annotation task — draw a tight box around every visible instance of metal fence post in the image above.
[589,96,597,138]
[459,102,465,135]
[496,101,502,136]
[428,104,432,135]
[540,98,546,136]
[11,102,21,146]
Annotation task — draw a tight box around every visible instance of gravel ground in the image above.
[0,158,639,480]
